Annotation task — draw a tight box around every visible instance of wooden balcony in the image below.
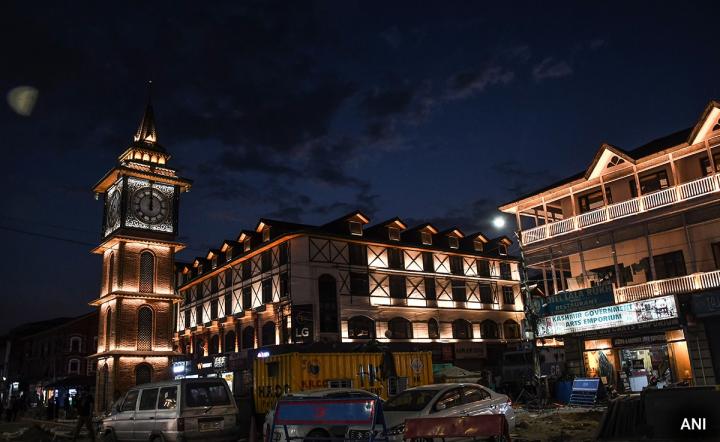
[521,174,720,246]
[614,270,720,303]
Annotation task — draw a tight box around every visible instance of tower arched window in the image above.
[318,275,338,333]
[137,306,153,351]
[481,320,499,339]
[428,318,440,339]
[107,252,114,294]
[105,308,112,351]
[388,317,413,339]
[135,363,152,385]
[348,316,375,339]
[452,319,472,339]
[242,326,255,350]
[262,322,276,346]
[139,251,155,293]
[224,331,236,353]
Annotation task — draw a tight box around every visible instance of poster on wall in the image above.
[292,304,314,343]
[536,295,677,337]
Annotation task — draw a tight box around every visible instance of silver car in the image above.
[378,383,515,440]
[100,378,240,441]
[264,388,380,442]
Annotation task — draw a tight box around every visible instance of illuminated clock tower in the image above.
[90,97,192,412]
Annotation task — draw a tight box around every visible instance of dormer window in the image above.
[421,231,432,245]
[498,245,508,256]
[388,227,400,241]
[244,239,251,252]
[474,240,484,252]
[225,248,232,262]
[211,256,218,269]
[448,236,459,249]
[262,228,270,242]
[198,264,204,274]
[349,221,363,236]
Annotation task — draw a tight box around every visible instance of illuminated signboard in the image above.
[536,295,677,337]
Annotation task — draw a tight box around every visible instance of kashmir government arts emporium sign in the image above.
[536,295,678,337]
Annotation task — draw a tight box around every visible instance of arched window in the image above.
[348,316,375,339]
[135,363,152,385]
[70,336,81,353]
[318,275,338,333]
[195,339,205,358]
[68,358,81,375]
[428,318,440,339]
[137,306,153,351]
[224,331,236,353]
[209,335,219,354]
[481,320,499,339]
[242,326,255,350]
[139,251,155,293]
[261,322,276,346]
[606,155,625,168]
[107,252,114,294]
[452,319,472,339]
[503,320,521,339]
[388,317,413,339]
[105,308,112,351]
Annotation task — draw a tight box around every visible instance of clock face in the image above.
[132,187,169,225]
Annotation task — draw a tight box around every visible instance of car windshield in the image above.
[383,389,437,411]
[185,382,231,407]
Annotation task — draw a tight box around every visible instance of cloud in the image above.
[532,57,573,81]
[360,86,415,118]
[492,159,560,195]
[445,66,515,99]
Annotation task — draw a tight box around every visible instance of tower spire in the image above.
[132,81,164,152]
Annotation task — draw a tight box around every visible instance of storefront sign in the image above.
[292,304,314,344]
[535,284,615,316]
[213,356,227,369]
[537,295,677,337]
[690,290,720,318]
[612,334,667,347]
[454,342,487,359]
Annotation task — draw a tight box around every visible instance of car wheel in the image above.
[151,434,166,442]
[99,429,117,442]
[304,429,330,442]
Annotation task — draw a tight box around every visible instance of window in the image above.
[481,320,499,339]
[433,388,462,412]
[349,221,363,236]
[68,358,80,374]
[139,388,159,410]
[122,390,139,412]
[578,190,605,213]
[502,286,515,304]
[261,322,276,346]
[318,275,338,332]
[653,250,687,279]
[107,252,114,293]
[185,310,191,329]
[185,382,231,407]
[209,335,219,354]
[387,377,409,396]
[389,275,406,299]
[242,326,255,349]
[262,279,272,303]
[479,284,495,303]
[211,276,218,293]
[388,248,404,269]
[503,320,521,339]
[263,228,270,242]
[388,317,413,339]
[211,256,218,269]
[451,280,466,302]
[450,256,463,275]
[195,339,205,357]
[473,240,484,252]
[158,386,177,410]
[452,319,472,339]
[348,316,375,339]
[500,262,512,279]
[477,260,491,277]
[328,379,353,389]
[135,364,152,385]
[349,244,367,266]
[242,287,252,309]
[105,308,112,351]
[224,331,236,353]
[225,248,233,262]
[498,245,508,256]
[244,239,251,252]
[139,251,155,293]
[424,278,436,300]
[388,227,401,241]
[428,318,439,339]
[261,251,272,272]
[462,387,491,403]
[198,263,204,275]
[70,337,81,353]
[606,155,625,168]
[279,243,289,265]
[241,262,251,280]
[448,236,459,249]
[279,272,289,298]
[422,252,434,272]
[196,305,203,326]
[701,154,720,176]
[421,231,432,245]
[224,293,232,316]
[713,242,720,269]
[350,272,369,296]
[211,299,218,319]
[631,169,670,196]
[137,306,153,351]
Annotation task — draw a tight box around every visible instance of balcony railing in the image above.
[522,174,720,245]
[614,270,720,303]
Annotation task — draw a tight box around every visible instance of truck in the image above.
[253,351,433,414]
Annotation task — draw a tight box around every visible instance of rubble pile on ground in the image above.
[512,406,604,442]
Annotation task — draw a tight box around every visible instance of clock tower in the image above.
[90,97,192,412]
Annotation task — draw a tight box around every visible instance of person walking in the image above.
[72,389,95,442]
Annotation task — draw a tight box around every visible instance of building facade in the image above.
[173,213,524,392]
[89,100,192,411]
[500,100,720,391]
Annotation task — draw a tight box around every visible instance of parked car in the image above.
[264,388,380,442]
[374,383,515,440]
[99,378,240,441]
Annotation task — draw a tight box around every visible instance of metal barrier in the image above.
[403,415,510,442]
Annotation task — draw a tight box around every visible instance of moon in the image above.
[7,86,39,116]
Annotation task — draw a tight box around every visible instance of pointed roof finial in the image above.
[132,81,165,152]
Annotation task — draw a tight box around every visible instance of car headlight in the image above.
[387,424,405,436]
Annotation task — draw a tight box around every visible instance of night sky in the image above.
[2,2,720,333]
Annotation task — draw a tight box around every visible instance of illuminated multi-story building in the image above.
[499,100,720,390]
[89,99,192,411]
[173,213,524,390]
